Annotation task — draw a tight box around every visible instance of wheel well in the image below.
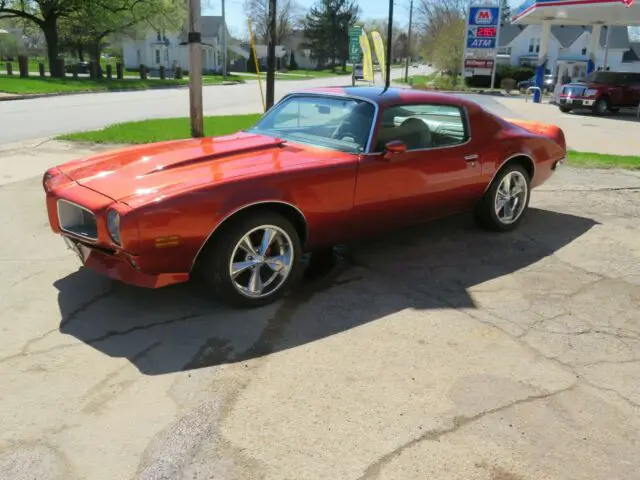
[192,202,308,270]
[499,155,535,181]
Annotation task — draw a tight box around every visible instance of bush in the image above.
[288,51,298,70]
[247,48,257,73]
[501,78,517,92]
[464,65,535,89]
[432,75,457,90]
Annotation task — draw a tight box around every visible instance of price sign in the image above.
[477,27,497,37]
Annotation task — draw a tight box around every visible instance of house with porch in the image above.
[121,16,229,74]
[496,24,640,78]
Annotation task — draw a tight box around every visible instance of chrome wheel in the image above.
[494,171,528,225]
[229,225,294,299]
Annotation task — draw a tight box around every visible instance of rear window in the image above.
[585,71,639,84]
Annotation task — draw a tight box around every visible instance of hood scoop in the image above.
[144,138,286,176]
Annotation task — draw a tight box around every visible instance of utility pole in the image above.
[266,0,277,109]
[222,0,227,78]
[188,0,204,137]
[404,0,413,83]
[383,0,394,91]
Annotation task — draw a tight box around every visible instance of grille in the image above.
[563,86,586,97]
[57,200,98,241]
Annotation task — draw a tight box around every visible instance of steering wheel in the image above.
[332,122,359,141]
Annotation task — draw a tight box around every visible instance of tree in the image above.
[0,29,21,59]
[59,0,185,65]
[247,44,257,73]
[415,0,465,64]
[393,32,408,62]
[303,0,359,70]
[362,17,405,60]
[288,50,298,70]
[431,16,464,78]
[0,0,81,76]
[245,0,300,45]
[500,0,511,23]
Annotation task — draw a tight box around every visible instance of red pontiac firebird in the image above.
[43,87,566,308]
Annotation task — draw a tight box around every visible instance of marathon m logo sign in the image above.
[468,6,499,27]
[474,9,493,24]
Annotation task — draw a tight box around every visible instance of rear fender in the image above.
[505,119,566,152]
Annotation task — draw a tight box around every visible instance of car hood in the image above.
[58,132,323,205]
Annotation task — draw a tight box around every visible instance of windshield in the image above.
[250,95,375,154]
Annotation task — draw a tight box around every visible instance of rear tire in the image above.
[475,164,531,232]
[199,211,303,308]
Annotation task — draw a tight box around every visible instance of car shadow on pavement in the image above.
[55,208,598,375]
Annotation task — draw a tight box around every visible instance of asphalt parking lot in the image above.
[1,160,639,479]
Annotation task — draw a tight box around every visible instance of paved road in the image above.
[1,158,639,479]
[0,68,411,144]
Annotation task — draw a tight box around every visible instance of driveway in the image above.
[1,163,639,479]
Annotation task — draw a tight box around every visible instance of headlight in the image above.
[43,168,67,192]
[585,89,599,97]
[107,209,121,245]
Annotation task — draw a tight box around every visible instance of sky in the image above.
[203,1,543,39]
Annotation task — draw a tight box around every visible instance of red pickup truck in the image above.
[557,71,640,115]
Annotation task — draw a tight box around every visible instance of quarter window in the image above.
[375,104,468,152]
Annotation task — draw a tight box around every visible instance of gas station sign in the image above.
[463,1,502,76]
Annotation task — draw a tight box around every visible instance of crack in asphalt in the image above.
[59,284,116,328]
[356,384,578,480]
[346,241,640,414]
[0,285,116,364]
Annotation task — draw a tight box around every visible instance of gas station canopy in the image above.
[513,0,640,26]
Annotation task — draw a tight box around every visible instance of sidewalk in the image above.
[0,138,114,186]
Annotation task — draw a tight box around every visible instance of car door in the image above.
[352,103,483,238]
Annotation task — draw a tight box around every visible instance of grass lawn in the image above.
[287,67,353,78]
[567,151,640,170]
[234,73,302,81]
[0,74,244,95]
[57,114,263,144]
[397,73,438,85]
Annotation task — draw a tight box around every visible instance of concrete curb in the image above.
[0,81,244,102]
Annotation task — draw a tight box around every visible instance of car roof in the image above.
[292,86,478,110]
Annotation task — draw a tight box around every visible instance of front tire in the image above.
[592,97,609,116]
[475,164,531,232]
[559,106,572,113]
[199,211,303,308]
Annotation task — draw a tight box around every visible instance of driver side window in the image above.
[375,104,468,152]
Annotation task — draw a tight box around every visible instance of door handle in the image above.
[464,154,479,161]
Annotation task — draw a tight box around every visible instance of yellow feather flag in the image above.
[370,31,386,84]
[359,31,374,83]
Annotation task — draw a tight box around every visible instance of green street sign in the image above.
[348,26,363,63]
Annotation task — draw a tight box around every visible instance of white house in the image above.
[497,24,640,78]
[228,30,317,72]
[122,16,229,74]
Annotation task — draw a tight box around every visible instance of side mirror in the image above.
[384,140,407,158]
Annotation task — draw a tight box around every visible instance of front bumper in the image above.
[62,236,189,289]
[558,97,594,107]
